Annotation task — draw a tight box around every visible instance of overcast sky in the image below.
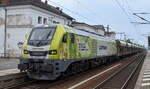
[42,0,150,47]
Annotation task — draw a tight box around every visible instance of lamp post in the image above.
[4,6,7,58]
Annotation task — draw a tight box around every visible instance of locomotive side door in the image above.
[68,33,77,59]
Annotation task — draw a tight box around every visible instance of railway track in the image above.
[10,52,146,89]
[94,52,146,89]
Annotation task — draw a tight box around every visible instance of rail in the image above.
[94,52,146,89]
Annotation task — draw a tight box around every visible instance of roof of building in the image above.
[92,25,105,31]
[0,0,74,20]
[105,31,116,34]
[72,21,105,31]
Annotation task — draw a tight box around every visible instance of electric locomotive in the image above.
[18,24,145,80]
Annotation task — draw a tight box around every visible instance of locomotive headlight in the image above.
[24,50,29,54]
[49,50,57,55]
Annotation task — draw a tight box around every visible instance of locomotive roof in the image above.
[64,25,116,43]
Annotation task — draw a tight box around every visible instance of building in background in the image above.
[0,0,73,57]
[71,22,105,36]
[105,31,116,38]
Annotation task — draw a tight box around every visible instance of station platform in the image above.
[135,51,150,89]
[0,58,19,70]
[0,68,20,76]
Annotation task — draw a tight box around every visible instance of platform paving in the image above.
[134,51,150,89]
[0,58,19,70]
[0,68,19,76]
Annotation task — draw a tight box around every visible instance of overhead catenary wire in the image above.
[113,0,143,43]
[72,0,121,35]
[72,0,104,24]
[124,0,145,43]
[124,0,134,14]
[123,0,143,42]
[47,0,100,24]
[114,0,133,22]
[46,0,144,44]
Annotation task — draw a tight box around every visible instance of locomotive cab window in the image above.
[28,27,56,46]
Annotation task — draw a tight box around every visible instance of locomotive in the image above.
[18,24,145,80]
